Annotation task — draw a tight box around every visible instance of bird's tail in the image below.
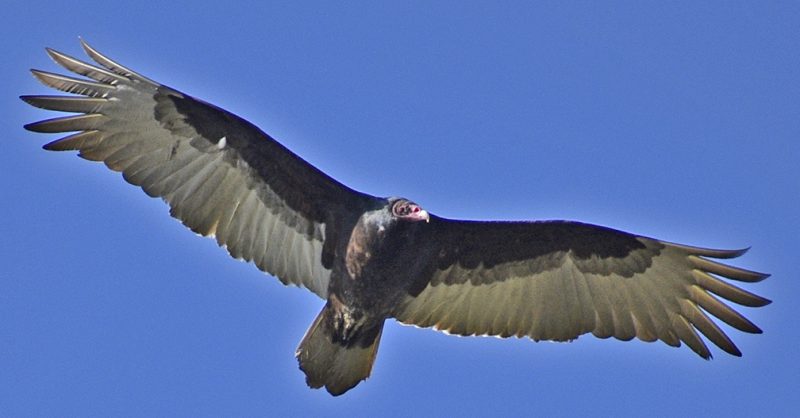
[295,306,384,396]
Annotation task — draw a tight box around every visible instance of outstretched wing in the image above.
[22,40,378,298]
[396,218,770,358]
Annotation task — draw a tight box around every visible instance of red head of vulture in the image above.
[21,41,770,396]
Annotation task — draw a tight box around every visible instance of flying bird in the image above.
[21,41,770,396]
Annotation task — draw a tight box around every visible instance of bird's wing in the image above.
[22,41,379,298]
[395,217,770,358]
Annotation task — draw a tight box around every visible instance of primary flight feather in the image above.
[22,40,770,396]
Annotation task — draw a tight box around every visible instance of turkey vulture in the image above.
[21,41,770,396]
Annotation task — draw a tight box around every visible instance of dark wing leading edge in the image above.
[22,41,378,298]
[396,217,770,358]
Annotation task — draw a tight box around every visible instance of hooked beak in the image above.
[419,209,430,223]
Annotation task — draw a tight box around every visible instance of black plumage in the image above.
[22,41,770,396]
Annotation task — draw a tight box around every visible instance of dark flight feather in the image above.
[22,41,770,395]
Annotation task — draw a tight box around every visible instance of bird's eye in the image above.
[392,201,410,217]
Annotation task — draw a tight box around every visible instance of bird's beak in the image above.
[421,210,430,223]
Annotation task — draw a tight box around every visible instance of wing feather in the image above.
[24,113,107,133]
[672,313,710,358]
[45,47,128,84]
[689,256,768,282]
[691,270,770,307]
[31,69,116,97]
[23,41,378,298]
[21,96,107,113]
[79,39,155,83]
[41,130,103,151]
[395,218,770,358]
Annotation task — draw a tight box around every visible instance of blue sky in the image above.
[3,1,798,416]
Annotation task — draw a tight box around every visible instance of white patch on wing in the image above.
[217,136,227,149]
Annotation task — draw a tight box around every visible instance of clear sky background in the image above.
[2,2,798,417]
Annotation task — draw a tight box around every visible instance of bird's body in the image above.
[22,41,770,396]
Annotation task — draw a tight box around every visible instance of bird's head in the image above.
[389,198,430,223]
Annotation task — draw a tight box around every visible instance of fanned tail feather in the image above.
[296,307,384,396]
